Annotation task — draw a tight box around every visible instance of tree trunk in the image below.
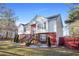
[6,31,8,40]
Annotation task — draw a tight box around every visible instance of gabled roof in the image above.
[47,14,60,19]
[18,14,63,27]
[19,23,29,26]
[29,15,47,25]
[30,15,38,23]
[47,14,63,27]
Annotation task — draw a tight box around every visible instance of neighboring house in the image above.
[18,14,63,45]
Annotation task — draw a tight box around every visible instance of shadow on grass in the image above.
[0,50,23,56]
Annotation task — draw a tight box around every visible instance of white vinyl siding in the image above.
[18,25,24,34]
[48,19,56,32]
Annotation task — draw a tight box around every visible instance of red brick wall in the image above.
[47,32,56,45]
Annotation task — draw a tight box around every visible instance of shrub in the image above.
[14,35,19,43]
[25,40,31,46]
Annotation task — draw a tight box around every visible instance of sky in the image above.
[5,3,71,36]
[5,3,70,26]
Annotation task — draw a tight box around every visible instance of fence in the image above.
[59,37,79,49]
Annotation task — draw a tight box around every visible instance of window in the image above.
[44,22,46,29]
[38,23,42,29]
[24,26,26,32]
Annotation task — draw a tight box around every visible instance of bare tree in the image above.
[0,4,18,39]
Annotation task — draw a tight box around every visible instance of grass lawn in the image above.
[0,40,79,56]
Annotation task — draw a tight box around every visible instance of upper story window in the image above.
[37,22,47,30]
[23,26,26,32]
[44,22,46,29]
[38,23,42,29]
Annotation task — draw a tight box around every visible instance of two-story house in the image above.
[18,14,63,45]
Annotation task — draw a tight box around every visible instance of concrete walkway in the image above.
[27,44,57,48]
